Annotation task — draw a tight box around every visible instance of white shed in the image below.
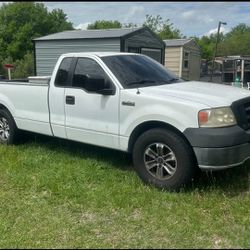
[164,38,201,81]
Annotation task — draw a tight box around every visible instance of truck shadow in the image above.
[188,163,249,197]
[20,132,249,196]
[20,131,132,171]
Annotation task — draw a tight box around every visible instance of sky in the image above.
[1,2,250,37]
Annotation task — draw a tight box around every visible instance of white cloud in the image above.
[168,2,245,36]
[204,26,228,36]
[129,6,144,16]
[74,22,91,30]
[123,5,145,23]
[181,10,195,19]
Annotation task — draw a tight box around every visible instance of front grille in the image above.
[231,97,250,130]
[244,102,250,129]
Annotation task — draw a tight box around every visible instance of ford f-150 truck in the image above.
[0,52,250,190]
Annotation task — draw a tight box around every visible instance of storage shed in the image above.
[33,27,165,76]
[164,38,201,81]
[221,55,250,85]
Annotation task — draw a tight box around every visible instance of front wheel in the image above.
[0,109,18,145]
[132,128,197,191]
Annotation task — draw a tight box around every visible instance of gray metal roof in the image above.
[34,27,143,41]
[163,38,193,47]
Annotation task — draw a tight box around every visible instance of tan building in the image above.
[164,38,201,81]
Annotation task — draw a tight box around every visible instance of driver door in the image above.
[64,57,119,149]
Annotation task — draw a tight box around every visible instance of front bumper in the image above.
[193,144,250,170]
[183,126,250,170]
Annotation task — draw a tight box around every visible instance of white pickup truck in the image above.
[0,52,250,190]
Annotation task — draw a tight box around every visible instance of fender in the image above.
[0,92,16,118]
[120,102,200,137]
[119,112,198,152]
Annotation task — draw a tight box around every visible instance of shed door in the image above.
[141,48,162,63]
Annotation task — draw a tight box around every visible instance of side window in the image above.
[55,57,73,87]
[183,52,189,69]
[72,58,110,91]
[128,47,140,53]
[184,60,189,69]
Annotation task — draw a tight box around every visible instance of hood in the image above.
[137,81,250,107]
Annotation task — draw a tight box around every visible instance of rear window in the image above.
[55,57,73,87]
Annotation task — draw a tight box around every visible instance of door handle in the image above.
[66,95,75,105]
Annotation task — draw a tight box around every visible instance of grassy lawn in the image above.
[0,133,249,248]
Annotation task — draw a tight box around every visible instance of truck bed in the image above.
[0,78,53,136]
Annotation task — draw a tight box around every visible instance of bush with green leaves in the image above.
[0,53,34,79]
[11,53,34,79]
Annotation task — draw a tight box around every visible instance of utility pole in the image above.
[210,21,227,82]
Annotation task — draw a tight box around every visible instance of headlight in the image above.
[198,107,236,128]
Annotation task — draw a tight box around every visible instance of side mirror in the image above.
[96,88,115,95]
[85,74,105,92]
[85,74,115,95]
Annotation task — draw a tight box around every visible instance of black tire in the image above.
[0,109,18,145]
[132,128,197,191]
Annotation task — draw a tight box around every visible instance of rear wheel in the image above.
[0,109,18,145]
[132,128,196,191]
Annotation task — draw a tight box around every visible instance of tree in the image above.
[87,20,122,30]
[217,23,250,56]
[143,14,163,33]
[11,52,34,79]
[123,22,138,28]
[196,23,250,60]
[195,34,219,60]
[195,30,227,60]
[143,14,182,39]
[86,15,182,40]
[0,2,73,61]
[0,2,73,78]
[48,9,74,34]
[159,23,182,40]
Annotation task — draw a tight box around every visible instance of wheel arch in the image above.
[0,103,17,126]
[0,103,19,144]
[0,103,12,114]
[128,120,193,154]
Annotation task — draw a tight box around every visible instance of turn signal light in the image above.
[198,111,208,125]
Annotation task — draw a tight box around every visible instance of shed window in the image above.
[55,57,73,87]
[128,47,140,53]
[183,51,189,69]
[184,60,189,68]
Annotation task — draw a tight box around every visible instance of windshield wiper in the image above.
[126,79,157,86]
[168,78,179,83]
[159,78,179,84]
[127,78,180,87]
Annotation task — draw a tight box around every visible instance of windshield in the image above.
[101,54,183,89]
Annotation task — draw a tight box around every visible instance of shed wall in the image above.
[124,29,164,64]
[164,47,181,76]
[124,29,163,49]
[35,38,120,75]
[182,42,201,81]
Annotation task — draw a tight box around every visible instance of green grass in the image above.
[0,133,249,248]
